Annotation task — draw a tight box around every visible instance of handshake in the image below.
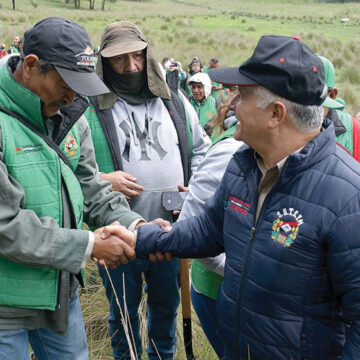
[90,219,172,269]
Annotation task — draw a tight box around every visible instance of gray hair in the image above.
[253,86,325,133]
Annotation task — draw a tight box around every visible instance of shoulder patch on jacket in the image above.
[63,135,79,157]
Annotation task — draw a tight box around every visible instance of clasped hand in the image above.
[91,219,173,270]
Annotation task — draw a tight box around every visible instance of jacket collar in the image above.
[0,58,45,132]
[233,119,336,179]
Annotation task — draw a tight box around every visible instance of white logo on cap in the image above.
[75,46,95,68]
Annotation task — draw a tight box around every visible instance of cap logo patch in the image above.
[279,58,285,63]
[75,46,95,68]
[312,66,317,72]
[75,46,94,57]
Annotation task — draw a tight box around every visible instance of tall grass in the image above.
[82,262,218,359]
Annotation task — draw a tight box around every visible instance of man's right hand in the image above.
[92,225,136,269]
[100,171,144,201]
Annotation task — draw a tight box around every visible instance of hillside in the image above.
[1,0,359,112]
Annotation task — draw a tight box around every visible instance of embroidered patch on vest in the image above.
[15,144,43,155]
[206,111,214,118]
[64,135,78,157]
[271,208,303,248]
[227,196,251,215]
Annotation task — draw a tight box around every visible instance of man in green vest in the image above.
[0,17,145,360]
[319,55,360,161]
[189,72,217,129]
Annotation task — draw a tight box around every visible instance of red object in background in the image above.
[352,117,360,162]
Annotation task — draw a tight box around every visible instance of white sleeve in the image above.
[81,231,95,268]
[199,254,226,277]
[178,138,242,276]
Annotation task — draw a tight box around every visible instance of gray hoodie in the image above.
[178,116,242,276]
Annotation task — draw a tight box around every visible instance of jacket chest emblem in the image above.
[15,143,44,155]
[271,208,303,248]
[64,135,78,157]
[227,196,250,215]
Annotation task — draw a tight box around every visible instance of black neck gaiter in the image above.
[103,59,155,105]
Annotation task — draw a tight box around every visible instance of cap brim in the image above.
[322,96,344,110]
[208,67,258,86]
[55,66,110,96]
[101,41,147,58]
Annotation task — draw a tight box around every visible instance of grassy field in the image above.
[1,0,360,113]
[2,1,360,358]
[81,262,218,359]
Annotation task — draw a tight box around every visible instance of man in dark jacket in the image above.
[105,35,360,359]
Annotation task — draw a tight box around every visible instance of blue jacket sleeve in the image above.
[136,180,226,259]
[327,193,360,359]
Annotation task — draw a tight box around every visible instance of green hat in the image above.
[322,96,343,110]
[335,97,346,110]
[317,55,335,89]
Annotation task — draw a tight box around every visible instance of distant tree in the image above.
[90,0,95,9]
[102,0,105,10]
[74,0,80,8]
[12,0,15,10]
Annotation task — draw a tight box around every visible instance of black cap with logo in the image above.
[23,17,109,96]
[209,35,327,106]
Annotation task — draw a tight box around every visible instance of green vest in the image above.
[0,64,84,310]
[190,96,216,128]
[335,110,353,155]
[84,102,115,174]
[9,45,19,54]
[191,124,236,300]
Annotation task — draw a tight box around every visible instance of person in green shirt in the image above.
[189,72,217,129]
[319,55,360,161]
[8,35,21,54]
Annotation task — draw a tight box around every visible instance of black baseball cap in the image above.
[23,17,109,96]
[209,35,326,106]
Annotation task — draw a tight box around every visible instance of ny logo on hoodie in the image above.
[119,115,167,161]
